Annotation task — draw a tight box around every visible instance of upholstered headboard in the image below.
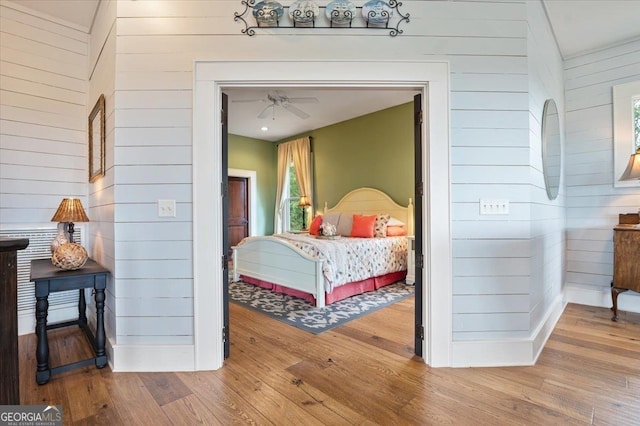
[323,187,414,235]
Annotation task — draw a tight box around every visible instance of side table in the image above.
[30,258,109,384]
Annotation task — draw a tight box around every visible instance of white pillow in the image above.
[388,217,406,227]
[336,212,354,236]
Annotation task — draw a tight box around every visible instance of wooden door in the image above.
[228,176,249,251]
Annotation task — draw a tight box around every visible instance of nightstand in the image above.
[406,235,415,284]
[611,213,640,321]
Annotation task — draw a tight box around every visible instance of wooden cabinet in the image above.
[611,220,640,321]
[406,236,415,285]
[0,237,29,404]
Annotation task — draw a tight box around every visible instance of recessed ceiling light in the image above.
[261,126,268,132]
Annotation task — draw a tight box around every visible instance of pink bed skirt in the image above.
[239,270,407,306]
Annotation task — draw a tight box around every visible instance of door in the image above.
[413,93,424,357]
[228,176,249,253]
[222,93,230,358]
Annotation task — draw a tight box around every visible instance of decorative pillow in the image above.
[336,212,354,236]
[309,215,323,235]
[323,212,341,229]
[374,214,390,238]
[350,214,377,238]
[386,225,407,236]
[388,217,406,227]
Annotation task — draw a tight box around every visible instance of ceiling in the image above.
[14,0,640,140]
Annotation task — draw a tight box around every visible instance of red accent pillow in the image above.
[386,225,407,236]
[350,214,377,238]
[309,215,323,235]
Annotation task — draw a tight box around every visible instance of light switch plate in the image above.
[479,199,509,215]
[158,199,176,217]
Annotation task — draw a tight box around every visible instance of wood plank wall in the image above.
[0,3,88,224]
[2,0,570,360]
[564,38,640,310]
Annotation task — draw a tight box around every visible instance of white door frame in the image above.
[228,168,257,237]
[192,60,452,369]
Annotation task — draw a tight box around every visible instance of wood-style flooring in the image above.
[18,300,640,425]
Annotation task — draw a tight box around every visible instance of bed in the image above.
[232,187,413,307]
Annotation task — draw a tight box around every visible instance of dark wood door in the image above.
[228,176,249,250]
[222,92,230,358]
[413,93,424,358]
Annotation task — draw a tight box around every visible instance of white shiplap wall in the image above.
[0,2,88,225]
[109,0,562,359]
[1,0,569,368]
[0,2,89,334]
[87,0,118,349]
[564,39,640,311]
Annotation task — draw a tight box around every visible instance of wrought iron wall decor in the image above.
[234,0,410,37]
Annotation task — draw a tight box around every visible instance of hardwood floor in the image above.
[18,300,640,425]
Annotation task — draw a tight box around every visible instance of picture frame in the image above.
[88,94,106,182]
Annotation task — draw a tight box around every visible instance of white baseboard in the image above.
[18,304,78,336]
[450,295,566,367]
[564,284,640,314]
[110,342,195,372]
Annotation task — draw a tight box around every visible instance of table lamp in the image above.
[298,195,311,230]
[51,198,90,243]
[619,148,640,182]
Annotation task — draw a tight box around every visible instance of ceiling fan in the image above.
[233,92,319,120]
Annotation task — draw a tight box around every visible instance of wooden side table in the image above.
[30,258,109,384]
[611,213,640,321]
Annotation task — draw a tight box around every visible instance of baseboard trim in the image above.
[564,284,640,314]
[110,342,195,372]
[18,304,78,336]
[450,295,566,367]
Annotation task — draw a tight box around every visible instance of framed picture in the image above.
[88,94,105,182]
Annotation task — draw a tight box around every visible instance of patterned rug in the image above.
[229,280,414,334]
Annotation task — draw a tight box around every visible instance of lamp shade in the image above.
[51,198,90,223]
[298,195,311,207]
[619,149,640,181]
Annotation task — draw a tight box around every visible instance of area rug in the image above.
[229,280,414,334]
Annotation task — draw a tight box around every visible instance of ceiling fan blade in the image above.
[257,104,274,119]
[282,103,310,119]
[286,97,319,104]
[232,98,264,103]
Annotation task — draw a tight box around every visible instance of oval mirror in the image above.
[541,99,561,200]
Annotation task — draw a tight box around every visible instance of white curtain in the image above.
[274,137,312,233]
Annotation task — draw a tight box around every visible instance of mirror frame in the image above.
[88,94,106,183]
[541,98,561,200]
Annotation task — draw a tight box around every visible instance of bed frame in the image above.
[232,187,413,308]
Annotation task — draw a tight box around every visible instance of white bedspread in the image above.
[273,234,407,292]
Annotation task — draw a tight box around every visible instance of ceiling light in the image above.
[261,126,268,132]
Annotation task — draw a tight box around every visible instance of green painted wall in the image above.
[292,102,414,213]
[228,134,276,235]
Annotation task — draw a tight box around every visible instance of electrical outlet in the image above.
[479,199,509,215]
[158,199,176,217]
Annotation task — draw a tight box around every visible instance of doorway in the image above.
[192,60,452,370]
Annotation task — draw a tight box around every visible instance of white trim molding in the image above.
[451,294,566,367]
[565,284,640,314]
[193,59,452,370]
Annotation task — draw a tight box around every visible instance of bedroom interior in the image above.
[1,0,640,422]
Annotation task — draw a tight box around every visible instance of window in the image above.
[613,80,640,187]
[284,162,304,231]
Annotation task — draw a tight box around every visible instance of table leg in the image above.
[611,284,629,322]
[35,295,50,385]
[78,288,87,326]
[94,287,107,368]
